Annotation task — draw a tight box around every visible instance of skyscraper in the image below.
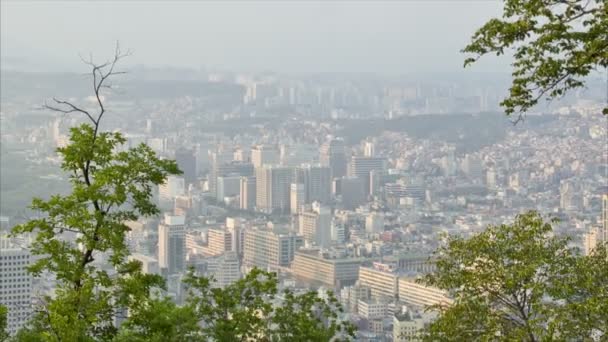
[290,183,306,214]
[243,228,304,270]
[299,202,332,248]
[349,156,387,196]
[340,177,366,209]
[294,164,332,204]
[462,154,483,182]
[320,138,347,179]
[158,214,186,275]
[239,176,256,210]
[0,238,32,335]
[175,148,197,185]
[158,175,186,207]
[206,228,232,256]
[251,145,279,168]
[210,161,254,198]
[255,165,293,213]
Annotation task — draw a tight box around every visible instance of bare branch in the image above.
[44,98,96,124]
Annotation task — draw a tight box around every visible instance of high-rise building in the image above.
[239,176,256,210]
[349,156,387,196]
[462,154,483,182]
[243,228,303,270]
[0,238,32,335]
[290,183,306,214]
[251,145,279,168]
[206,251,241,288]
[582,228,598,256]
[255,166,293,213]
[216,174,241,202]
[291,249,361,288]
[320,138,347,179]
[340,177,366,209]
[397,277,452,308]
[393,310,425,342]
[363,140,375,157]
[206,228,232,256]
[209,160,253,197]
[485,167,497,189]
[294,164,332,204]
[331,222,346,244]
[158,214,186,275]
[158,175,186,207]
[299,202,332,247]
[175,148,197,184]
[358,265,398,300]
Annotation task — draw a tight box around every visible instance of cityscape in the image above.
[1,1,607,341]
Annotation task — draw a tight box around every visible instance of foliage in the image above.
[420,210,608,341]
[119,268,356,341]
[464,0,608,119]
[9,49,354,341]
[10,122,179,341]
[10,47,181,341]
[0,305,7,342]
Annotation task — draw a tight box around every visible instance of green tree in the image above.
[464,0,608,120]
[0,305,8,342]
[10,47,355,341]
[118,268,356,341]
[11,45,181,341]
[420,211,608,341]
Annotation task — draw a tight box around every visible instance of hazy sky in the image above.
[1,1,510,73]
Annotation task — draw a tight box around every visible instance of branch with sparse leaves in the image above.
[463,0,608,122]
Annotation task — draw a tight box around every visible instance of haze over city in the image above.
[1,1,606,341]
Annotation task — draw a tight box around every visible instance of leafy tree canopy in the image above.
[420,211,608,341]
[464,0,608,119]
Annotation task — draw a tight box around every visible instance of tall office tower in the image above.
[290,183,306,214]
[251,145,279,168]
[331,222,346,244]
[158,175,186,207]
[239,176,256,210]
[340,177,366,209]
[206,228,232,256]
[294,164,332,204]
[206,251,241,288]
[158,214,186,275]
[485,167,497,189]
[363,140,375,157]
[461,154,483,181]
[216,174,241,202]
[299,202,332,248]
[440,151,457,176]
[320,138,347,179]
[255,166,293,213]
[226,218,244,257]
[243,229,304,270]
[560,182,576,211]
[369,169,381,197]
[210,161,254,198]
[349,156,387,196]
[582,228,598,256]
[233,147,250,162]
[175,148,197,185]
[0,238,32,335]
[208,150,235,195]
[280,144,318,167]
